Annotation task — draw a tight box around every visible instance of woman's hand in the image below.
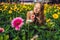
[36,17,40,21]
[36,17,42,24]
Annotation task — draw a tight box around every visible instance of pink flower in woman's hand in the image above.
[11,17,24,31]
[0,27,4,33]
[31,15,35,19]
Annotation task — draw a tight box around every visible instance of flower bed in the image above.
[0,4,60,40]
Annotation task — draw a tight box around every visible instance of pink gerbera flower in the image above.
[11,17,24,31]
[31,15,35,19]
[0,27,4,33]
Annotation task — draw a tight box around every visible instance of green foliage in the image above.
[0,4,60,40]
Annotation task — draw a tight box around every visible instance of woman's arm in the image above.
[36,16,46,25]
[36,17,42,24]
[26,11,30,24]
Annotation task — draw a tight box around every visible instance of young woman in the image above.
[26,2,45,26]
[26,2,45,40]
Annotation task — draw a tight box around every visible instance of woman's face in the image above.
[34,3,41,14]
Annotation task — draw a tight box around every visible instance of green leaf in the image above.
[4,35,9,40]
[0,35,3,40]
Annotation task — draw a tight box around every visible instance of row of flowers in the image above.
[0,4,34,14]
[44,4,60,28]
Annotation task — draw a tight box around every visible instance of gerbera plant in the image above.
[45,4,60,29]
[11,17,24,31]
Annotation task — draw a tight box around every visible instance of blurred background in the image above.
[0,0,60,4]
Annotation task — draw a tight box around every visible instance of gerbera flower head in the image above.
[11,17,24,31]
[52,14,59,19]
[31,15,35,19]
[0,27,4,33]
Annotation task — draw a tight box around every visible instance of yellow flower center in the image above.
[52,14,59,19]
